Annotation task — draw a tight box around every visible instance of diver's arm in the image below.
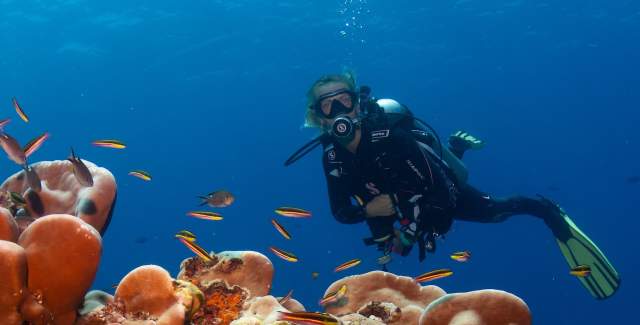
[323,160,367,224]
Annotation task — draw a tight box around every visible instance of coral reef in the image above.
[0,160,532,325]
[0,160,116,325]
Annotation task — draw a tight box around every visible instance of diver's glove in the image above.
[449,130,485,152]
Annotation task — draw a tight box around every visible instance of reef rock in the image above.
[178,250,274,298]
[324,271,446,324]
[1,159,117,235]
[419,289,531,325]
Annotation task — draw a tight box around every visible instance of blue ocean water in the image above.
[1,0,638,324]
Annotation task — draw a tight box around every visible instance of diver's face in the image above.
[313,82,359,128]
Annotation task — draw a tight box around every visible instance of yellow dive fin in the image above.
[548,204,620,299]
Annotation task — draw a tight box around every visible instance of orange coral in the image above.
[192,281,248,325]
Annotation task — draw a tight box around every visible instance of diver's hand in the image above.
[365,194,395,217]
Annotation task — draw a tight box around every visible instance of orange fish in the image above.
[12,97,28,123]
[275,206,312,218]
[269,246,298,262]
[187,211,223,221]
[450,251,471,262]
[414,269,453,283]
[199,190,234,208]
[334,258,361,272]
[92,139,126,149]
[177,237,212,262]
[271,219,291,239]
[570,265,591,277]
[23,132,50,158]
[319,284,347,306]
[277,311,338,325]
[128,170,152,181]
[278,289,294,305]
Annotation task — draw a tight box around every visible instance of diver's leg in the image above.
[454,185,621,299]
[453,185,546,223]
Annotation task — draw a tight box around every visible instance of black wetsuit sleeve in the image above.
[323,156,367,224]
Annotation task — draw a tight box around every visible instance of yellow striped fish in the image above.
[570,265,591,277]
[334,258,361,272]
[187,211,223,221]
[177,237,212,262]
[319,284,347,306]
[414,268,453,283]
[92,139,126,149]
[278,289,294,305]
[275,206,312,218]
[269,246,298,262]
[128,170,152,181]
[23,132,50,157]
[271,219,291,239]
[175,230,197,242]
[12,97,28,123]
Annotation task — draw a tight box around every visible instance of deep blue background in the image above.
[1,1,638,324]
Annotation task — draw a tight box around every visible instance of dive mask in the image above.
[313,88,357,119]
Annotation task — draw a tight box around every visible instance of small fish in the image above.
[92,139,126,149]
[9,191,26,206]
[570,265,591,277]
[0,130,26,165]
[269,246,298,262]
[199,190,235,208]
[12,97,29,123]
[319,284,347,306]
[334,258,361,272]
[0,118,10,128]
[450,251,471,262]
[187,211,223,221]
[278,289,294,305]
[128,170,152,181]
[23,164,42,192]
[277,311,339,325]
[23,132,50,158]
[68,148,93,187]
[177,237,212,262]
[275,206,312,218]
[311,272,319,280]
[175,230,197,242]
[271,219,291,240]
[414,268,453,283]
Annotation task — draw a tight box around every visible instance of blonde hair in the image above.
[303,71,357,129]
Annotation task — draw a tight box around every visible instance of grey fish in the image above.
[23,164,42,192]
[0,130,26,165]
[68,147,94,187]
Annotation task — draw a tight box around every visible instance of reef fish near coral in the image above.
[451,251,471,262]
[68,148,94,187]
[278,311,339,325]
[23,132,50,158]
[271,218,292,239]
[414,268,453,283]
[0,129,26,165]
[319,284,347,306]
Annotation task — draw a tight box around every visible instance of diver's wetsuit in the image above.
[322,118,554,251]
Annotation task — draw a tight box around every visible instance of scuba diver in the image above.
[285,72,620,300]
